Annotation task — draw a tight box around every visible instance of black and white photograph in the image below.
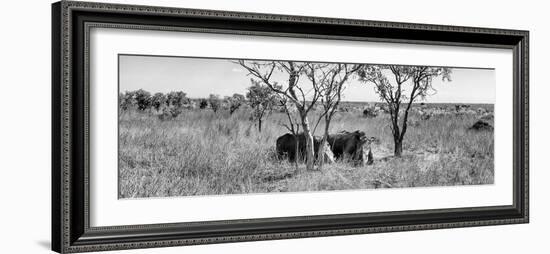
[118,55,495,198]
[1,0,541,253]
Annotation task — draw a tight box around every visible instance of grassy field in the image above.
[118,104,494,198]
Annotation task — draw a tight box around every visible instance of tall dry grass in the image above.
[118,106,494,198]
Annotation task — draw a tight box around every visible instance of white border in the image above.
[90,28,513,227]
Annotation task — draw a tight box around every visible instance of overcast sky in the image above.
[119,55,495,104]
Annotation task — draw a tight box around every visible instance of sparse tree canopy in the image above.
[237,60,323,171]
[358,65,452,156]
[306,63,361,167]
[246,79,279,132]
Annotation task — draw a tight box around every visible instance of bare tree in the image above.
[237,60,322,171]
[245,79,278,132]
[278,95,300,135]
[358,65,451,156]
[307,63,361,168]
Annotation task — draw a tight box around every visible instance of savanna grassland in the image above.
[118,103,494,198]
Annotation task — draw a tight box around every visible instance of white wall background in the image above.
[0,0,546,253]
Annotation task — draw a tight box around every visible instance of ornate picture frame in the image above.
[52,1,529,253]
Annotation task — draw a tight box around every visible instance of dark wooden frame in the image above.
[52,1,529,253]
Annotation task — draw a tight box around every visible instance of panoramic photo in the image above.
[118,54,495,199]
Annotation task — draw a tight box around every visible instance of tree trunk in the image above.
[317,136,327,170]
[300,114,315,171]
[390,109,403,157]
[399,107,410,153]
[393,105,411,157]
[394,139,403,157]
[318,121,331,170]
[294,134,299,170]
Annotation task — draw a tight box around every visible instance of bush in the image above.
[151,92,167,112]
[134,89,152,111]
[199,99,208,109]
[363,107,378,118]
[208,94,221,112]
[166,91,189,108]
[158,107,181,121]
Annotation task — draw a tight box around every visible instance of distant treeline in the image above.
[119,89,250,113]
